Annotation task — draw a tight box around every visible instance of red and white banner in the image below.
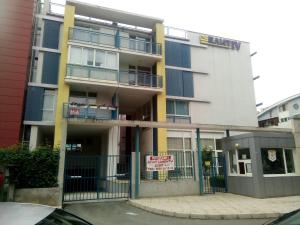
[69,108,80,116]
[146,155,175,171]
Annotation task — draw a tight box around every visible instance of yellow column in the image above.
[53,5,75,147]
[155,23,167,154]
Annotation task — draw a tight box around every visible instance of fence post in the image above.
[223,155,228,192]
[135,126,140,198]
[196,128,204,195]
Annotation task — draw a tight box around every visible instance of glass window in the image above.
[184,138,191,150]
[201,138,215,151]
[106,52,117,69]
[42,90,55,121]
[82,48,94,66]
[285,149,295,173]
[167,137,183,150]
[175,101,189,115]
[69,46,82,64]
[95,50,105,67]
[229,150,237,174]
[238,148,251,160]
[166,100,175,114]
[261,148,285,174]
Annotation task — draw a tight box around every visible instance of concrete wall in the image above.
[14,187,60,206]
[223,132,300,198]
[140,180,199,198]
[186,31,258,127]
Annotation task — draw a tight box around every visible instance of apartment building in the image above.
[258,93,300,128]
[22,0,257,155]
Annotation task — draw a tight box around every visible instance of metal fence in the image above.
[69,27,162,55]
[203,155,227,194]
[63,155,131,202]
[141,151,195,181]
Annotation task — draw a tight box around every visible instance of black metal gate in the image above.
[203,155,227,194]
[63,155,131,202]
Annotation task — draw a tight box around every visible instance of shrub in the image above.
[0,145,59,188]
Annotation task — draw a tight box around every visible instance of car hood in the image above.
[0,202,56,225]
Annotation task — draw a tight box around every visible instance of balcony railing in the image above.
[69,27,162,55]
[63,103,117,120]
[167,115,191,124]
[66,64,118,83]
[119,71,163,88]
[66,64,163,89]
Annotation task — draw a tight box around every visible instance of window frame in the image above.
[167,135,194,178]
[262,148,296,177]
[166,100,190,117]
[68,45,119,70]
[42,89,56,121]
[228,148,252,177]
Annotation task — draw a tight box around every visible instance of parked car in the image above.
[264,209,300,225]
[0,202,93,225]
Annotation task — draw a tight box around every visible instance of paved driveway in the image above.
[64,201,269,225]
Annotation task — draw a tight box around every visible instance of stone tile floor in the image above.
[129,193,300,219]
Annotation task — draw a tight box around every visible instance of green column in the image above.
[196,128,204,195]
[135,126,140,198]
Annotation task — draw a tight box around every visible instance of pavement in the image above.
[129,193,300,219]
[65,201,270,225]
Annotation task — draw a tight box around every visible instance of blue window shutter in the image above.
[166,69,183,96]
[182,71,194,97]
[24,87,44,121]
[43,20,61,49]
[165,41,191,68]
[181,44,191,68]
[42,52,60,84]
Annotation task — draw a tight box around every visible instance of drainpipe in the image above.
[135,126,140,198]
[196,128,204,195]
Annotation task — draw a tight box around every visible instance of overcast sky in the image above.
[56,0,300,110]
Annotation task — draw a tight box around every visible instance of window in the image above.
[167,100,189,116]
[69,91,97,105]
[280,117,289,122]
[228,148,252,175]
[42,90,55,121]
[82,48,94,66]
[69,46,82,64]
[167,100,190,123]
[279,104,287,112]
[167,137,193,178]
[69,46,117,69]
[261,148,295,175]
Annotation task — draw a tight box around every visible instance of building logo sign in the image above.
[200,35,241,50]
[268,149,277,162]
[146,155,175,171]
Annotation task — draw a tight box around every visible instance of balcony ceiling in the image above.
[67,0,164,29]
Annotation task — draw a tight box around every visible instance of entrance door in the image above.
[63,155,131,202]
[203,154,227,194]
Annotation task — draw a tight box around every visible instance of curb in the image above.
[128,200,282,220]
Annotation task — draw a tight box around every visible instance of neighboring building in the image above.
[0,0,35,147]
[258,93,300,128]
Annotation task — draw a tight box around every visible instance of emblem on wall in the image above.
[268,150,277,162]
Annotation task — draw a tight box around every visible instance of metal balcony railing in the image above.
[66,64,163,89]
[69,27,162,55]
[167,115,191,124]
[119,71,163,88]
[63,103,117,120]
[66,64,118,83]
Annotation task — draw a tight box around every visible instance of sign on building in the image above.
[200,34,241,50]
[146,155,175,171]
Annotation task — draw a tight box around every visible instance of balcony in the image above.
[167,115,191,124]
[69,27,162,56]
[65,64,163,89]
[63,103,117,120]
